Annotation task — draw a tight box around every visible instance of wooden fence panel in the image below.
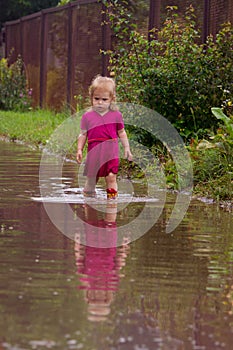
[21,15,41,107]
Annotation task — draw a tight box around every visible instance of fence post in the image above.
[39,11,46,109]
[20,19,23,60]
[67,2,73,108]
[202,0,210,43]
[148,0,161,40]
[4,25,8,59]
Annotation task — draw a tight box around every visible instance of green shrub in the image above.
[106,5,233,139]
[0,56,32,111]
[190,108,232,200]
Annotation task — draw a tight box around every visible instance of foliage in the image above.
[190,108,233,200]
[0,0,59,28]
[74,94,90,112]
[0,56,32,111]
[211,107,233,140]
[102,0,148,38]
[106,5,233,138]
[57,0,73,5]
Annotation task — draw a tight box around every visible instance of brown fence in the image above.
[4,0,109,111]
[3,0,233,111]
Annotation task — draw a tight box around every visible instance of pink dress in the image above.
[81,109,124,178]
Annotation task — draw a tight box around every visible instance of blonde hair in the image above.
[89,75,118,111]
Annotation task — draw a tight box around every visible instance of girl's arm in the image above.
[77,130,87,163]
[118,128,133,161]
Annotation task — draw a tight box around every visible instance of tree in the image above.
[0,0,59,28]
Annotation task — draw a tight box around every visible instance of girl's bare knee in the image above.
[107,172,116,180]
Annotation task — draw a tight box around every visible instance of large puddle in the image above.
[0,140,233,350]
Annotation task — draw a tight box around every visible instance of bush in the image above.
[190,108,233,200]
[106,5,233,139]
[0,56,32,111]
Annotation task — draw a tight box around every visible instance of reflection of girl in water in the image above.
[74,203,130,322]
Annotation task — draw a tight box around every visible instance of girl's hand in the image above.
[77,132,87,163]
[124,148,133,162]
[118,129,133,161]
[77,150,83,164]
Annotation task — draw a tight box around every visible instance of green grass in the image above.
[0,109,69,146]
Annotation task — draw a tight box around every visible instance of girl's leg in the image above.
[105,172,118,199]
[84,176,97,196]
[105,172,117,190]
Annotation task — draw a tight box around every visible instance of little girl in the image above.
[77,75,132,199]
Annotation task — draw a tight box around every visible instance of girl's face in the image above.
[92,88,113,115]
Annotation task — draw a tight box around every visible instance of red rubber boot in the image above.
[106,188,118,199]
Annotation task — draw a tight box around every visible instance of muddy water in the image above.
[0,140,233,350]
